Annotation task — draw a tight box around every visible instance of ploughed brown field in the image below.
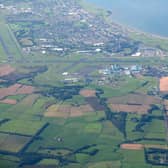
[108,93,161,105]
[120,144,143,150]
[80,89,96,97]
[0,84,35,99]
[109,104,150,114]
[16,85,35,94]
[0,98,17,105]
[0,64,15,77]
[160,77,168,92]
[44,103,95,118]
[121,144,168,150]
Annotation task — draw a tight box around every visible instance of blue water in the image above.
[86,0,168,37]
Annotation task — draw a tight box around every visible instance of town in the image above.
[0,0,166,58]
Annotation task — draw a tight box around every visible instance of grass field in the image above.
[99,77,148,98]
[143,119,166,139]
[121,149,150,168]
[0,120,46,136]
[87,161,121,168]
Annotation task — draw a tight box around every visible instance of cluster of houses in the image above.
[132,46,166,57]
[0,3,33,14]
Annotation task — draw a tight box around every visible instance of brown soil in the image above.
[109,104,150,114]
[0,84,35,100]
[45,104,94,118]
[0,84,22,99]
[80,89,96,97]
[160,77,168,92]
[108,93,161,105]
[16,85,35,94]
[0,99,17,105]
[0,65,15,77]
[120,143,144,150]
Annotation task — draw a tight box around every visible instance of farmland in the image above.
[160,77,168,92]
[0,133,31,153]
[44,103,95,118]
[0,0,167,168]
[0,64,15,77]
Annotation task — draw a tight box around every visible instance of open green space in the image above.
[0,120,46,136]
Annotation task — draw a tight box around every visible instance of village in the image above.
[0,0,166,58]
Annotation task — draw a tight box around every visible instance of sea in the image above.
[85,0,168,37]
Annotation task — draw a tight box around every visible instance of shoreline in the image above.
[111,18,168,40]
[81,0,168,41]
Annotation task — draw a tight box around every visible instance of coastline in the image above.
[80,0,168,41]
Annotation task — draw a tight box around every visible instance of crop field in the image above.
[0,63,166,167]
[160,77,168,92]
[109,104,151,114]
[99,78,149,98]
[143,119,166,139]
[0,120,46,136]
[0,99,17,105]
[0,63,166,168]
[87,161,121,168]
[120,149,149,168]
[80,89,96,97]
[108,93,161,105]
[120,144,143,150]
[0,64,15,77]
[0,94,39,119]
[0,132,31,153]
[0,84,35,100]
[85,97,105,111]
[44,103,95,118]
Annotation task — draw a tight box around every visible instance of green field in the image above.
[0,120,46,136]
